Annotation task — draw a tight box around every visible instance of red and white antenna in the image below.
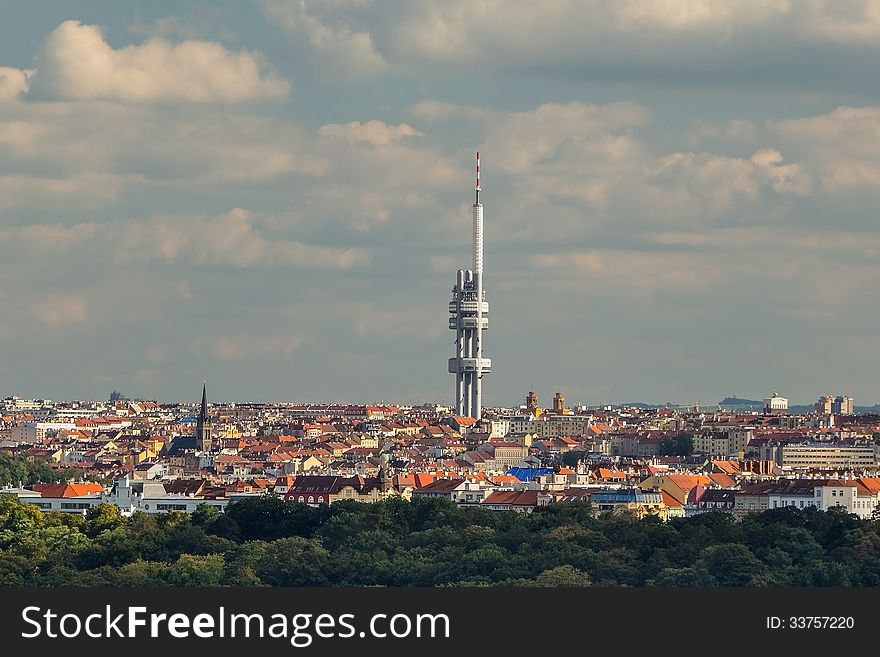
[475,151,481,203]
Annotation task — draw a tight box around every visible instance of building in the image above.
[411,478,488,505]
[815,395,834,415]
[816,395,854,416]
[553,391,566,415]
[589,488,667,520]
[283,471,394,505]
[525,390,539,414]
[195,382,212,452]
[686,488,737,516]
[447,152,491,419]
[482,490,551,513]
[17,482,105,513]
[9,422,43,443]
[763,393,788,414]
[736,479,877,519]
[762,443,876,471]
[834,396,854,415]
[488,442,530,469]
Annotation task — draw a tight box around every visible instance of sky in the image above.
[2,1,880,407]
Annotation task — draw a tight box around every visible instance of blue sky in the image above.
[2,1,880,406]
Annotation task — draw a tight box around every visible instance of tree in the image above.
[651,566,716,586]
[255,537,330,586]
[561,450,589,468]
[191,504,221,527]
[167,553,225,587]
[84,504,125,537]
[657,434,695,456]
[701,543,764,586]
[533,565,591,587]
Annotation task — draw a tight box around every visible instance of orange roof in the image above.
[712,460,741,475]
[597,468,627,479]
[857,477,880,493]
[660,490,683,508]
[490,474,521,484]
[31,482,103,498]
[665,474,711,490]
[708,473,736,489]
[558,467,576,475]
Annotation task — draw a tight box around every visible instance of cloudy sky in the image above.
[2,1,880,406]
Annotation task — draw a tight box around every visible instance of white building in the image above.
[8,476,261,515]
[763,393,788,413]
[768,480,877,519]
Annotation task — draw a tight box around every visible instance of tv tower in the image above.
[447,151,491,419]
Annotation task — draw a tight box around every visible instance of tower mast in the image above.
[447,152,491,419]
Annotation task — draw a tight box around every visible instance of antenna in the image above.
[475,151,481,204]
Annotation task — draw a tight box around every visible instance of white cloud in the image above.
[318,120,422,145]
[770,106,880,191]
[795,0,880,44]
[32,20,288,102]
[0,209,370,270]
[613,0,791,30]
[530,249,723,293]
[408,98,807,239]
[0,67,33,102]
[260,0,386,74]
[383,1,795,64]
[0,173,140,211]
[28,296,88,327]
[0,101,327,206]
[643,149,810,221]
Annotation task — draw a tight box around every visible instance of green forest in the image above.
[2,493,880,587]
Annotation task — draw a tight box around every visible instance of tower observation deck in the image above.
[447,152,491,419]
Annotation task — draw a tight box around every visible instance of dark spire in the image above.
[200,380,208,423]
[196,380,212,452]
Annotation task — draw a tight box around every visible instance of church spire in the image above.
[200,380,208,423]
[196,380,212,452]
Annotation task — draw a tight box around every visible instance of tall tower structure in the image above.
[526,390,539,414]
[195,381,212,452]
[448,152,492,419]
[553,391,566,414]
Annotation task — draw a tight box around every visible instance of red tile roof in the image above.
[30,482,103,498]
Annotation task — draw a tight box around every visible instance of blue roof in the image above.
[507,467,553,482]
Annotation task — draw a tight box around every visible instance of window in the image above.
[308,496,315,504]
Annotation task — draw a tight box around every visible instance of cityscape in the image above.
[5,3,880,598]
[3,154,878,524]
[2,386,878,522]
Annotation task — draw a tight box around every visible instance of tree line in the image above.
[1,493,879,587]
[0,454,80,487]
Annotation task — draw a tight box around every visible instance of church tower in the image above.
[526,390,539,414]
[195,381,212,452]
[553,391,566,414]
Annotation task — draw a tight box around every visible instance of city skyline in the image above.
[3,2,880,405]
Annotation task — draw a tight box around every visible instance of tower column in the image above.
[447,152,491,419]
